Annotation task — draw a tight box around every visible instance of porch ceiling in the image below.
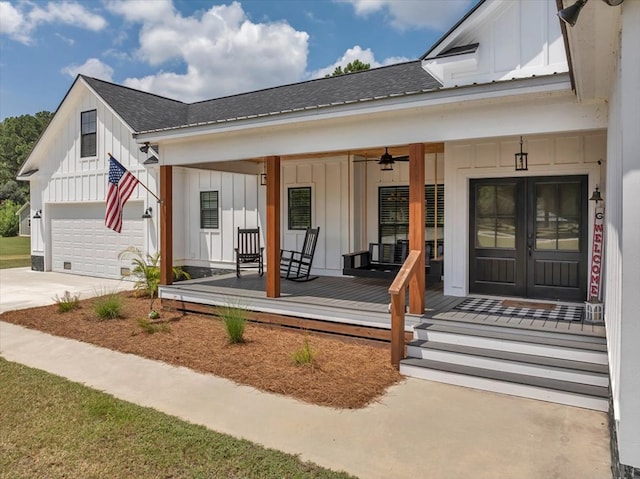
[177,142,445,172]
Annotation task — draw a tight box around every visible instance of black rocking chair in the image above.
[280,227,320,281]
[235,227,264,278]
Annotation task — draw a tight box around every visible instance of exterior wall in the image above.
[444,131,606,298]
[29,81,157,270]
[423,0,567,87]
[605,0,640,470]
[281,157,349,276]
[175,167,260,270]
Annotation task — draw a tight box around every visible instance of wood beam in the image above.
[408,143,425,314]
[266,156,281,298]
[160,165,173,285]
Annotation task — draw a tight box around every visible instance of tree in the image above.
[0,180,27,204]
[0,200,19,237]
[325,59,371,77]
[0,111,53,199]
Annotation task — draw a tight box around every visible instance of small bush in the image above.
[0,200,19,237]
[220,304,246,344]
[53,291,80,313]
[292,334,316,366]
[137,318,169,334]
[94,292,124,320]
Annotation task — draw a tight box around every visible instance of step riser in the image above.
[400,364,608,412]
[414,330,608,364]
[406,346,609,387]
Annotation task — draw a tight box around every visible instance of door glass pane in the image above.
[535,182,581,252]
[496,217,516,248]
[476,218,496,248]
[475,183,516,249]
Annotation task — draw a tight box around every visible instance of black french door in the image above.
[469,176,587,302]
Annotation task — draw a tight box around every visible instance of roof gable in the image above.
[421,0,568,87]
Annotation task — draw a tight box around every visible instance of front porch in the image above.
[160,273,605,339]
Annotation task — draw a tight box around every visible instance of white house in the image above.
[17,0,639,474]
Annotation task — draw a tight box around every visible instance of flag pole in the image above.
[108,152,161,203]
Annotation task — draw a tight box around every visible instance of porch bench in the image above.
[342,243,407,279]
[343,242,443,283]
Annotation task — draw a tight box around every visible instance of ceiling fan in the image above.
[353,147,409,171]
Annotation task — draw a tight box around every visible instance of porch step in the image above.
[406,340,609,386]
[402,321,610,411]
[400,359,609,411]
[413,322,607,364]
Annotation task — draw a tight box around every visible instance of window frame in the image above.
[80,109,97,158]
[200,191,220,229]
[287,186,312,231]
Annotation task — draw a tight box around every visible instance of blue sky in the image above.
[0,0,477,120]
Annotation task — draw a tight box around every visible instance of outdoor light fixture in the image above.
[32,209,42,219]
[139,142,150,153]
[515,136,528,171]
[558,0,624,27]
[142,207,153,219]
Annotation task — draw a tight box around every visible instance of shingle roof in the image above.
[82,60,441,134]
[82,76,188,132]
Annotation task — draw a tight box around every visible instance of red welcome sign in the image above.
[588,205,605,301]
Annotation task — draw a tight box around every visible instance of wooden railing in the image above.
[388,249,422,368]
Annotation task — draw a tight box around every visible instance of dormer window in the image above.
[81,110,97,158]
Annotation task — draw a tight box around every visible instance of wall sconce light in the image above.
[142,207,153,219]
[260,173,267,186]
[32,209,42,219]
[139,142,150,153]
[515,136,528,171]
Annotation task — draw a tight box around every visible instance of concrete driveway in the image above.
[0,267,134,313]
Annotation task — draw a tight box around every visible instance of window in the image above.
[200,191,219,229]
[80,110,97,158]
[288,187,311,230]
[378,184,445,248]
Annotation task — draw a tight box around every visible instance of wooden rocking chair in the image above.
[280,227,320,281]
[235,227,264,278]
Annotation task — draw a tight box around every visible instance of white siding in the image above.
[423,0,567,88]
[444,132,606,298]
[605,1,640,468]
[29,80,157,271]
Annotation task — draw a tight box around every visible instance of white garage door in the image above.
[51,202,145,279]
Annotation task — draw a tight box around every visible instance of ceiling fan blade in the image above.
[352,158,379,162]
[393,155,410,162]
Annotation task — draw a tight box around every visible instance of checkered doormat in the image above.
[453,297,584,322]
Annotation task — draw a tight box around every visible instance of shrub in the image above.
[220,304,246,344]
[94,292,124,320]
[0,200,19,237]
[137,318,169,334]
[53,291,80,313]
[118,247,191,315]
[292,334,316,366]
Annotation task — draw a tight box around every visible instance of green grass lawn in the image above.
[0,358,353,479]
[0,236,31,269]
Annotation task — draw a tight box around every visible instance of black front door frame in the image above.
[469,175,588,302]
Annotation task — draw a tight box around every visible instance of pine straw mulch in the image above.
[0,292,403,409]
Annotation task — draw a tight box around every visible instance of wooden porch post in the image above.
[408,143,425,314]
[266,156,281,298]
[160,165,173,285]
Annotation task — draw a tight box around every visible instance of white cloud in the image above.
[0,1,107,45]
[105,0,309,102]
[309,45,410,79]
[62,58,114,82]
[339,0,474,30]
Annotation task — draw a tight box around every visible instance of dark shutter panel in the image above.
[288,187,311,230]
[200,191,219,229]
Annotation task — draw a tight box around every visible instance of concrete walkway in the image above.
[0,322,611,479]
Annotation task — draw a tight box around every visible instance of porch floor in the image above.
[160,272,605,338]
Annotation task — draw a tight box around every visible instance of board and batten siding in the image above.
[30,81,158,266]
[444,132,607,298]
[175,167,260,268]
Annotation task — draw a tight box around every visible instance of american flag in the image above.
[105,155,139,233]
